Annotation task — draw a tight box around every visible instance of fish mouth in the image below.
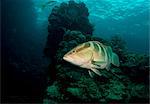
[63,56,75,65]
[63,56,71,62]
[63,56,67,61]
[63,56,85,67]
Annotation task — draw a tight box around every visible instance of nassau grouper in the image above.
[63,41,120,78]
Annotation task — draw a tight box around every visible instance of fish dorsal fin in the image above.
[76,42,90,52]
[111,52,120,67]
[92,42,100,52]
[84,42,91,48]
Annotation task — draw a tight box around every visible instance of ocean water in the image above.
[33,0,150,53]
[1,0,149,103]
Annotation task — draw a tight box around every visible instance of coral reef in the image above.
[44,1,93,84]
[44,0,149,103]
[44,0,93,58]
[44,29,149,103]
[48,0,93,35]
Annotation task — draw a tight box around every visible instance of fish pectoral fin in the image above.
[88,70,94,78]
[106,65,110,71]
[91,68,102,76]
[92,60,106,67]
[110,70,121,79]
[92,60,106,64]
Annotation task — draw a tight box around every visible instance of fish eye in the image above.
[72,50,75,53]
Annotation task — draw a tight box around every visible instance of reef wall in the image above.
[44,0,93,83]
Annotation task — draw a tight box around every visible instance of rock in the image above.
[67,87,86,100]
[47,83,61,98]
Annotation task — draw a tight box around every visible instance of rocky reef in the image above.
[44,0,93,57]
[44,0,93,84]
[43,1,149,103]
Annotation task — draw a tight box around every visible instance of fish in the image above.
[63,41,120,77]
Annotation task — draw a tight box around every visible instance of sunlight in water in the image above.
[32,0,149,24]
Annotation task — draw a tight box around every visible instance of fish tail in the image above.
[111,52,120,67]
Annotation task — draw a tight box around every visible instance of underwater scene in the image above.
[1,0,150,103]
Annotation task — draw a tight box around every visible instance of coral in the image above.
[45,82,65,102]
[123,53,149,67]
[44,29,149,103]
[104,80,126,101]
[109,35,128,62]
[65,76,102,102]
[77,76,102,100]
[47,83,60,98]
[66,87,87,101]
[43,0,93,84]
[63,30,87,43]
[43,99,57,104]
[128,83,148,98]
[44,0,93,59]
[48,0,93,35]
[121,53,149,84]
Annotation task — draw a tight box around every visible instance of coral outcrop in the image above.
[44,0,93,58]
[44,29,149,103]
[44,1,93,84]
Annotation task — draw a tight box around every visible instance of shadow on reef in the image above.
[43,0,149,103]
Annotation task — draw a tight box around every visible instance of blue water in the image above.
[33,0,149,54]
[2,0,149,103]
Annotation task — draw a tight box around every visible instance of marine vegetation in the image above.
[43,0,149,103]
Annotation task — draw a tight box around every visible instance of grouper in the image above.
[63,41,120,77]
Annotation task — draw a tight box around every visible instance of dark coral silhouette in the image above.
[44,0,93,83]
